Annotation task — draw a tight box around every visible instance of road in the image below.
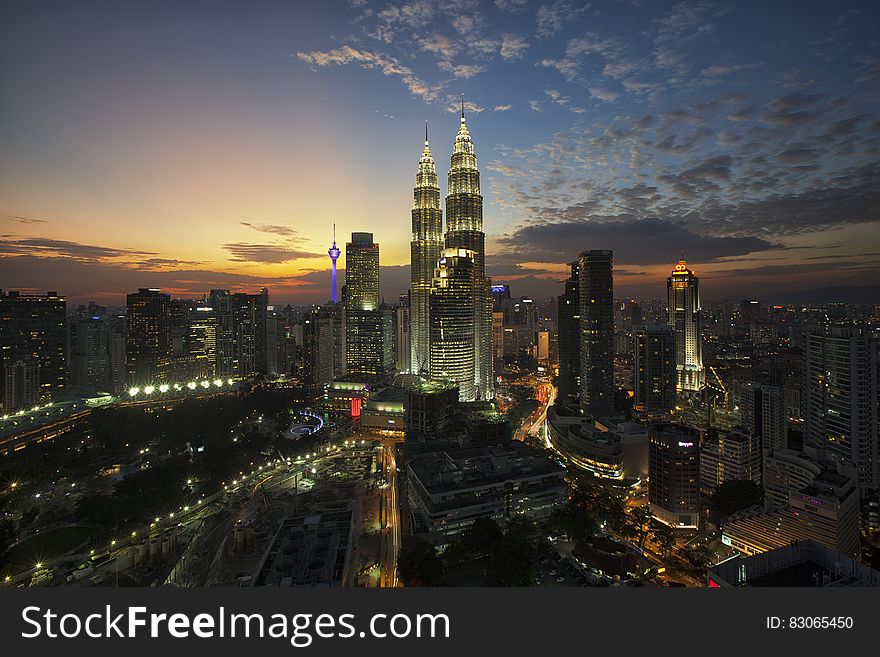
[514,380,555,444]
[378,443,400,587]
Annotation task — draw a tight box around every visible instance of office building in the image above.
[2,357,40,413]
[429,248,476,401]
[0,289,67,407]
[71,317,109,388]
[803,325,879,497]
[700,428,761,495]
[739,383,787,452]
[578,250,614,415]
[632,324,676,412]
[344,232,387,375]
[444,103,493,399]
[125,288,171,385]
[648,423,701,529]
[708,540,880,587]
[396,301,411,374]
[667,258,704,392]
[723,469,860,558]
[406,441,566,545]
[557,260,580,408]
[410,124,443,376]
[230,288,268,376]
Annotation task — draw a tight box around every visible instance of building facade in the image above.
[666,259,704,392]
[632,324,676,412]
[578,250,614,416]
[410,126,443,376]
[648,423,701,529]
[444,106,493,400]
[556,260,580,408]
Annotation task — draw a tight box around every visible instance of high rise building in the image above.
[189,306,219,377]
[667,258,704,392]
[700,428,761,495]
[302,302,344,393]
[804,325,879,497]
[230,288,268,376]
[648,423,701,529]
[0,289,67,407]
[208,289,235,377]
[328,224,341,304]
[344,232,387,375]
[632,324,676,412]
[396,299,411,374]
[125,288,172,385]
[557,260,580,408]
[2,357,40,413]
[444,102,493,400]
[71,317,109,388]
[739,383,787,452]
[578,250,614,416]
[410,123,443,376]
[430,248,476,401]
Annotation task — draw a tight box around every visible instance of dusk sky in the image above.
[1,0,878,306]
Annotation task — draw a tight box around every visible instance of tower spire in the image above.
[425,120,429,146]
[460,93,465,122]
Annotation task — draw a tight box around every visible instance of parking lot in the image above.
[535,542,591,587]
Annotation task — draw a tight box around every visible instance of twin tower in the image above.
[410,105,493,401]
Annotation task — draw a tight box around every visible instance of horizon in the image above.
[2,0,879,305]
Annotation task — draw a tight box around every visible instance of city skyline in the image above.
[2,1,879,305]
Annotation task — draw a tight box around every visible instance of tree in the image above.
[652,524,676,557]
[397,538,443,586]
[712,480,763,517]
[628,506,652,548]
[0,518,16,556]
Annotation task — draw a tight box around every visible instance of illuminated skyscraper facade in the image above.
[344,232,387,375]
[579,250,614,416]
[667,259,704,392]
[126,288,172,385]
[557,260,580,408]
[430,248,476,402]
[444,103,493,399]
[410,124,443,375]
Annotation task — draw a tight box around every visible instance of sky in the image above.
[1,0,878,306]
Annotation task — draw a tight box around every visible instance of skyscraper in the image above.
[632,324,676,412]
[648,423,701,529]
[578,250,614,416]
[72,316,110,388]
[430,248,476,401]
[344,232,387,375]
[667,258,704,392]
[126,288,172,385]
[230,288,268,376]
[410,123,443,376]
[444,101,493,399]
[0,289,67,408]
[556,260,580,408]
[328,224,341,304]
[804,325,879,497]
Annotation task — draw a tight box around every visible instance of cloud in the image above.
[536,2,587,38]
[702,62,761,77]
[223,243,322,263]
[589,86,619,102]
[438,61,485,78]
[5,215,46,225]
[295,46,444,103]
[500,33,529,60]
[496,218,777,266]
[495,0,529,11]
[0,236,155,262]
[528,99,544,112]
[420,32,459,60]
[239,222,300,238]
[494,104,513,111]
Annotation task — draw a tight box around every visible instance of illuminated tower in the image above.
[667,257,704,392]
[444,96,493,399]
[328,224,341,304]
[430,248,476,401]
[410,122,442,375]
